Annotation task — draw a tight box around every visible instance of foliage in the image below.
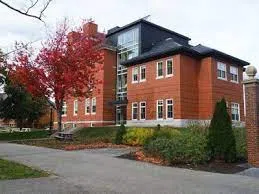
[0,130,49,141]
[186,121,209,135]
[74,126,118,143]
[0,81,47,129]
[115,124,126,145]
[208,98,237,162]
[7,20,104,131]
[144,131,210,164]
[233,127,247,160]
[0,158,48,180]
[122,128,154,146]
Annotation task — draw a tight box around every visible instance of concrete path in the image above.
[1,143,259,194]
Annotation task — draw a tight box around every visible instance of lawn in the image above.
[0,130,50,141]
[0,158,49,180]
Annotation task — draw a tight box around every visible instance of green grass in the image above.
[74,126,119,143]
[0,159,49,180]
[0,131,50,141]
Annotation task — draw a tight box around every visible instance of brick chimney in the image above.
[83,22,98,37]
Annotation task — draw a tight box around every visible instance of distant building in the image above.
[55,19,248,129]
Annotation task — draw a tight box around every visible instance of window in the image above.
[157,100,164,120]
[231,103,240,121]
[132,102,138,120]
[62,101,67,116]
[91,97,96,114]
[132,67,138,83]
[140,65,146,82]
[156,62,163,78]
[85,98,90,115]
[140,102,146,120]
[166,59,173,77]
[230,66,238,83]
[72,123,77,128]
[217,62,227,80]
[73,99,78,115]
[166,99,173,119]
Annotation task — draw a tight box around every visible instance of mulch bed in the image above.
[118,150,248,174]
[64,143,131,151]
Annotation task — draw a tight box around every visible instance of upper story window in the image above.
[231,103,240,121]
[73,99,78,115]
[132,102,138,120]
[91,97,96,114]
[156,62,163,79]
[157,100,164,120]
[140,65,146,82]
[132,67,138,83]
[217,62,227,80]
[166,59,173,77]
[140,101,146,120]
[85,98,90,115]
[230,66,238,83]
[62,101,67,116]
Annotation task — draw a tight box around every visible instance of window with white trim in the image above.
[231,103,240,121]
[140,102,146,120]
[62,101,67,116]
[132,67,138,83]
[73,99,78,115]
[156,62,163,78]
[166,59,173,77]
[157,100,163,120]
[132,102,138,120]
[217,62,227,80]
[85,98,90,115]
[140,65,146,82]
[230,66,238,83]
[166,99,173,119]
[91,97,96,114]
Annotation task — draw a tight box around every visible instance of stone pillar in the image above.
[243,66,259,167]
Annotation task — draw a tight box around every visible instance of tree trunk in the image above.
[57,107,62,132]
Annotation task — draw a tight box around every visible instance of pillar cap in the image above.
[246,66,257,79]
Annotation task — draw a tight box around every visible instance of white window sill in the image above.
[217,77,227,81]
[166,118,174,120]
[73,114,78,116]
[230,80,239,84]
[156,118,164,120]
[165,74,173,78]
[156,76,164,80]
[132,81,138,84]
[91,113,96,115]
[139,79,146,83]
[85,113,90,115]
[62,115,67,117]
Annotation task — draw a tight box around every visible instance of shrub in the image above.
[123,128,154,146]
[208,98,237,162]
[115,124,126,145]
[233,127,247,160]
[144,132,209,164]
[0,130,49,141]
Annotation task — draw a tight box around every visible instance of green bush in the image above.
[115,124,126,145]
[123,128,154,146]
[208,98,237,162]
[233,127,247,160]
[0,131,49,141]
[144,132,209,164]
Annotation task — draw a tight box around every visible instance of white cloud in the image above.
[0,0,259,71]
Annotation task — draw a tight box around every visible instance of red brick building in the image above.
[57,19,249,129]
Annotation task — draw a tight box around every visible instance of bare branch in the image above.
[0,0,52,22]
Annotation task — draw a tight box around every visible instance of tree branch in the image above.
[0,0,52,22]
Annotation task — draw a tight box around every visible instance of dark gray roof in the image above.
[106,19,191,41]
[122,41,249,66]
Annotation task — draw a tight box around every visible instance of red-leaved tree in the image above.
[8,20,104,131]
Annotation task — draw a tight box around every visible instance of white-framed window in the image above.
[140,65,146,82]
[156,61,163,79]
[62,101,67,116]
[85,98,90,115]
[217,62,227,80]
[132,67,138,83]
[132,102,138,120]
[231,103,240,121]
[72,123,77,128]
[230,66,238,83]
[166,99,174,119]
[166,59,173,77]
[157,100,164,120]
[140,101,146,120]
[73,99,78,115]
[91,97,96,114]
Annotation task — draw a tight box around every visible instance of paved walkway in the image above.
[1,143,259,194]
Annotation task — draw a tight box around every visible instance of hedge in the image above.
[0,131,50,141]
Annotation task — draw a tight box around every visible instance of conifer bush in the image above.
[208,98,237,162]
[114,124,126,145]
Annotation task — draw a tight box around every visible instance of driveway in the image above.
[1,143,259,194]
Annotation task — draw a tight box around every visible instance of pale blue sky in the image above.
[0,0,259,69]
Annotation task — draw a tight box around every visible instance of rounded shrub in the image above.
[122,128,154,146]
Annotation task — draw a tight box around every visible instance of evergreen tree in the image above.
[115,123,126,145]
[208,98,236,162]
